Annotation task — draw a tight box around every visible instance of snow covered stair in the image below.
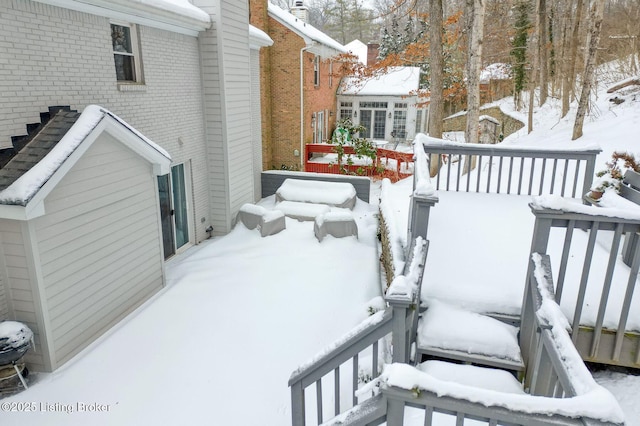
[416,300,524,372]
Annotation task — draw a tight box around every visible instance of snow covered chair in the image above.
[313,211,358,242]
[236,203,285,237]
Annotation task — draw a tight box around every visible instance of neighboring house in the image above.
[337,67,428,143]
[250,0,347,171]
[0,0,271,372]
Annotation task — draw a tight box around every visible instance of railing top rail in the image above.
[529,253,625,424]
[379,361,623,425]
[417,135,602,158]
[288,307,393,387]
[530,195,640,226]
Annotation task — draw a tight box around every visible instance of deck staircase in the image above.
[1,105,76,168]
[288,138,628,425]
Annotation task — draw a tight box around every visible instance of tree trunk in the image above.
[538,0,548,105]
[463,0,485,173]
[528,0,540,133]
[567,0,585,103]
[572,0,605,140]
[560,0,573,117]
[428,0,445,177]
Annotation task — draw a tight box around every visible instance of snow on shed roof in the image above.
[338,67,422,96]
[0,105,171,210]
[268,3,346,55]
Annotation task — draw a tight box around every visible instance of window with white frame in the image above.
[313,55,320,86]
[392,103,408,139]
[111,23,142,83]
[339,102,352,121]
[415,110,423,134]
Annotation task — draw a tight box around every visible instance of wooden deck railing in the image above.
[288,239,427,426]
[418,135,601,197]
[304,143,414,182]
[326,254,622,426]
[527,200,640,368]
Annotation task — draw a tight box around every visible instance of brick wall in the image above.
[0,0,210,242]
[250,0,341,171]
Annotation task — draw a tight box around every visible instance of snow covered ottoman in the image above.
[275,178,357,209]
[236,203,285,237]
[314,211,358,242]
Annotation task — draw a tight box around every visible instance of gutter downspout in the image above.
[300,42,315,170]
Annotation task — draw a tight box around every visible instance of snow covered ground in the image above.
[1,198,381,425]
[1,62,638,425]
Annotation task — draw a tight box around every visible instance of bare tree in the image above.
[538,0,548,105]
[464,0,485,146]
[528,0,539,133]
[429,0,445,176]
[572,0,605,140]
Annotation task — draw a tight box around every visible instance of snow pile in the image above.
[379,179,408,275]
[268,3,346,54]
[417,360,524,394]
[275,178,357,208]
[0,321,33,349]
[531,191,640,220]
[412,134,436,197]
[136,0,210,23]
[380,362,624,423]
[338,67,422,96]
[386,237,425,299]
[480,63,511,82]
[417,300,522,363]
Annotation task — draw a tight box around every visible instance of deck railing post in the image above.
[407,194,438,246]
[387,294,413,364]
[291,381,305,426]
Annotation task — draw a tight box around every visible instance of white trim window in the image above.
[111,23,143,83]
[313,55,320,86]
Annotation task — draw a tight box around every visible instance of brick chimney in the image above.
[290,0,309,23]
[367,43,380,65]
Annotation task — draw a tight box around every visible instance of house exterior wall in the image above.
[0,0,209,244]
[0,221,50,371]
[194,0,255,234]
[251,48,263,202]
[32,133,164,370]
[249,0,274,172]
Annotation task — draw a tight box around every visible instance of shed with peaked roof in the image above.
[0,105,171,372]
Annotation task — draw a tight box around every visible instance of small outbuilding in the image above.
[337,67,428,144]
[0,105,171,372]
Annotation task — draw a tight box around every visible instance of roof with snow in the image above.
[345,39,368,65]
[480,63,512,83]
[267,3,347,57]
[0,105,171,215]
[338,67,422,97]
[37,0,210,35]
[249,24,274,49]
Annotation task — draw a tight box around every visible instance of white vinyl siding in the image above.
[0,221,47,371]
[250,48,263,202]
[33,134,164,367]
[196,0,254,233]
[0,2,209,243]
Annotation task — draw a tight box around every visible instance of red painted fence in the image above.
[304,143,414,183]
